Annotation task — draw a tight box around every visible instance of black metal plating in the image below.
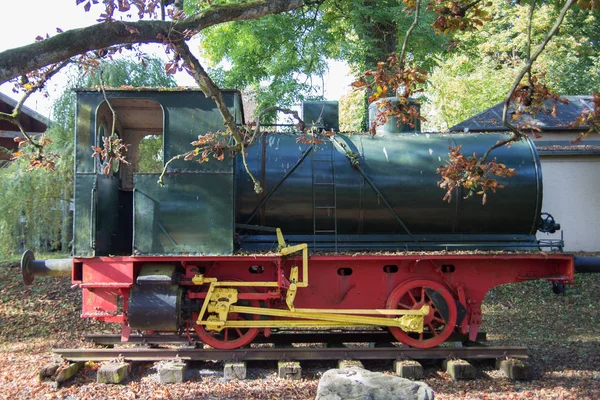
[128,273,181,331]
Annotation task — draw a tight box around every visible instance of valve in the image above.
[537,213,561,234]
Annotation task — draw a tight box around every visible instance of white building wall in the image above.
[537,155,600,252]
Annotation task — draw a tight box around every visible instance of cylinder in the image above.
[128,283,181,331]
[128,263,182,331]
[368,97,422,134]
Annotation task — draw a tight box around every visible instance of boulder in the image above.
[316,367,434,400]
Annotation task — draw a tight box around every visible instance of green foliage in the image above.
[191,0,445,114]
[86,57,178,88]
[192,0,599,133]
[198,6,331,112]
[422,1,600,131]
[339,89,367,132]
[324,0,445,73]
[138,135,164,173]
[423,54,517,131]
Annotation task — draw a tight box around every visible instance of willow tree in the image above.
[0,57,176,257]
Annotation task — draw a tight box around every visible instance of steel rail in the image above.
[54,346,527,362]
[85,331,488,346]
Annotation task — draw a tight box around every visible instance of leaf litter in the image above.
[0,261,598,399]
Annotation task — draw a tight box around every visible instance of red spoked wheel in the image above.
[386,279,457,348]
[194,286,260,350]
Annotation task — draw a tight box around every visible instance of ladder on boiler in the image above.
[312,140,338,251]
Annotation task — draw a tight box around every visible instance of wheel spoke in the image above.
[408,291,417,305]
[235,328,244,338]
[427,323,438,336]
[386,279,458,349]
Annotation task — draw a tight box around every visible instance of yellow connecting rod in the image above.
[194,228,429,335]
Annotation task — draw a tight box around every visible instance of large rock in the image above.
[316,367,434,400]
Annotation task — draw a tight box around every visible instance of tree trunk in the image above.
[360,0,398,70]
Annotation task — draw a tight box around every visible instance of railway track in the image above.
[54,345,528,362]
[58,331,519,363]
[45,331,531,384]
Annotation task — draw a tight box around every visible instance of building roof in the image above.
[0,92,50,129]
[534,140,600,156]
[0,92,49,162]
[449,95,593,133]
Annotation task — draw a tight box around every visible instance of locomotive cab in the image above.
[73,88,244,258]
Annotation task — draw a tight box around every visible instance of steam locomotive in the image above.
[21,88,582,349]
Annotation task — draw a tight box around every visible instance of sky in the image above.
[0,0,353,118]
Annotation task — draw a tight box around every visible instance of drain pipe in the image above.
[20,249,72,285]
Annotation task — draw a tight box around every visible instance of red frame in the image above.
[72,253,574,343]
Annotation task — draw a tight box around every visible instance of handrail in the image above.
[90,187,97,251]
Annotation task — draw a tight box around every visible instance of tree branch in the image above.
[0,0,303,85]
[480,0,575,163]
[253,106,306,139]
[172,40,263,193]
[158,151,191,186]
[0,60,69,149]
[0,61,68,121]
[461,0,483,13]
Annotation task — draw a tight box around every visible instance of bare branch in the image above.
[99,72,118,139]
[461,0,483,12]
[158,151,191,186]
[526,0,536,101]
[399,0,421,69]
[0,61,68,121]
[15,121,43,150]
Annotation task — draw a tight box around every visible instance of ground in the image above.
[0,259,598,399]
